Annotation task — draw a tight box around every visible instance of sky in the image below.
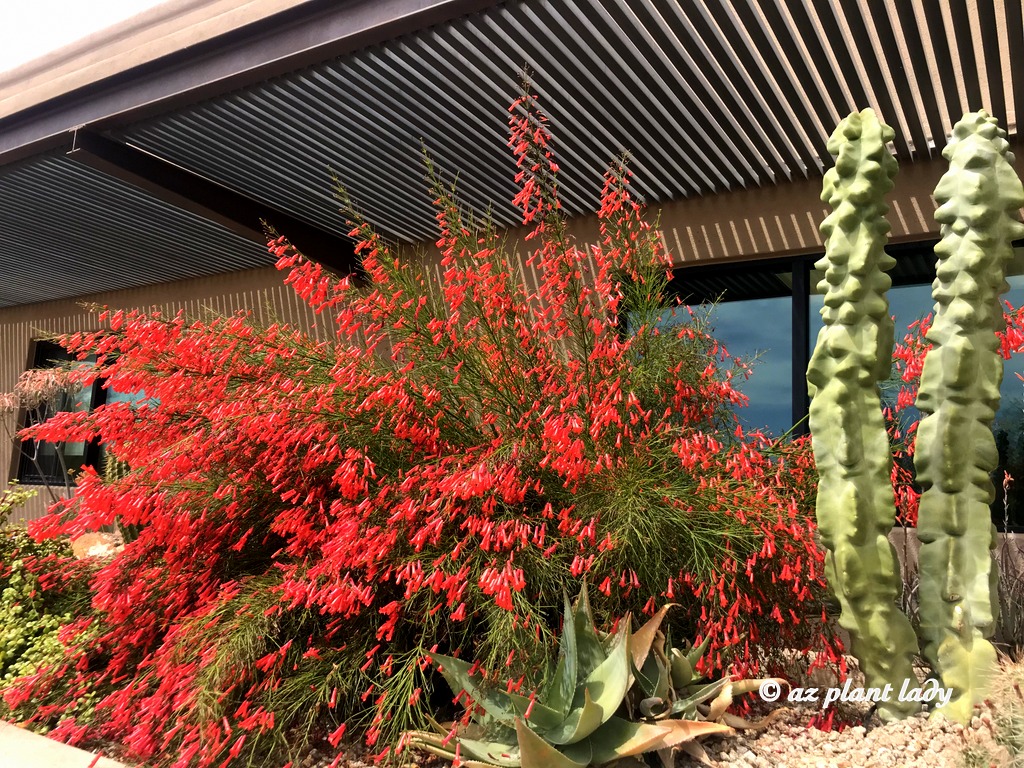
[0,0,169,74]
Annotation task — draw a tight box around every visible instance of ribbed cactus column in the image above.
[807,109,921,721]
[915,111,1024,722]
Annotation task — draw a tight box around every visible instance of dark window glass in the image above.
[992,246,1024,530]
[668,262,795,436]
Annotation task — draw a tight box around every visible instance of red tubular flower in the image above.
[4,88,861,763]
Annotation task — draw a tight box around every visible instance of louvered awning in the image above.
[0,0,1020,307]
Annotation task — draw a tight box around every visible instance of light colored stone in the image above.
[0,721,125,768]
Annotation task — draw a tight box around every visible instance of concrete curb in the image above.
[0,720,126,767]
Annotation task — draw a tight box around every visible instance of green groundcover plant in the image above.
[2,91,838,767]
[0,485,96,726]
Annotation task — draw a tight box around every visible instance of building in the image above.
[1,0,1021,523]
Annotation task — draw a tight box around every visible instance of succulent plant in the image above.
[805,108,923,721]
[630,612,780,728]
[405,588,781,767]
[915,110,1024,722]
[624,607,784,766]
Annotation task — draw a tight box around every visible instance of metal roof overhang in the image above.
[0,0,1021,309]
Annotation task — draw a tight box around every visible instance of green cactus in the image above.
[806,108,922,721]
[403,588,784,767]
[914,110,1024,722]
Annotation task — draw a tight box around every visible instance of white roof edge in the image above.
[0,0,313,122]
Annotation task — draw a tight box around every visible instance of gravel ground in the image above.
[305,702,1008,768]
[303,654,1024,768]
[693,704,1006,768]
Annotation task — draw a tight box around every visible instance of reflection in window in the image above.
[810,280,933,427]
[16,341,99,487]
[669,264,794,436]
[15,340,143,488]
[705,297,792,435]
[992,248,1024,529]
[670,241,1024,530]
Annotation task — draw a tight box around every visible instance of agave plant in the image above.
[628,608,784,765]
[404,587,782,767]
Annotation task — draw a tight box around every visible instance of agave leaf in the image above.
[514,718,588,768]
[408,719,519,764]
[422,711,494,741]
[644,718,733,751]
[639,696,670,719]
[685,634,712,669]
[402,732,459,761]
[720,709,785,730]
[409,743,461,762]
[545,590,579,719]
[573,582,607,680]
[431,653,514,725]
[561,717,672,764]
[632,603,675,669]
[422,712,451,736]
[456,735,522,766]
[669,649,693,689]
[677,740,716,766]
[548,619,632,745]
[631,657,655,700]
[657,747,675,768]
[543,687,606,745]
[583,621,631,724]
[670,678,731,718]
[633,653,668,701]
[648,651,671,700]
[402,730,447,748]
[705,682,734,722]
[730,677,786,697]
[505,691,565,731]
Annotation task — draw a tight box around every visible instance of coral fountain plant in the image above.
[3,89,837,767]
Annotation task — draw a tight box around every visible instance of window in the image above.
[15,340,106,487]
[668,259,804,436]
[672,239,1024,531]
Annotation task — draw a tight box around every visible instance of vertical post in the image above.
[791,257,811,434]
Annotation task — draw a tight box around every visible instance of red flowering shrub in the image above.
[6,92,838,766]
